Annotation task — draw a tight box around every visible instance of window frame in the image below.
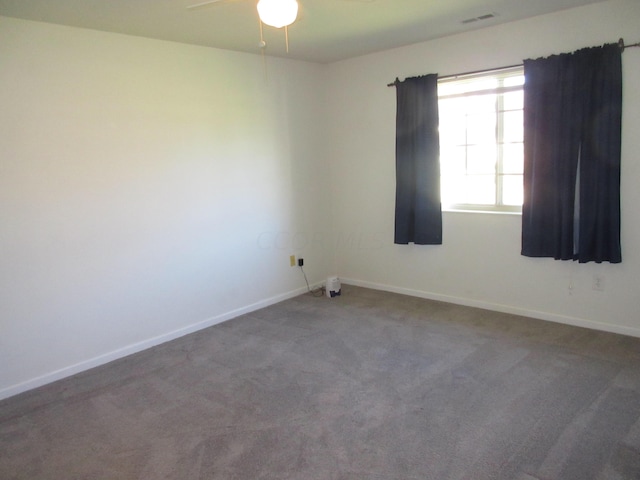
[437,66,524,214]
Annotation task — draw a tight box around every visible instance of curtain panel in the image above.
[394,74,442,245]
[522,44,622,263]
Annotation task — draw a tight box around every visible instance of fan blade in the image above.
[186,0,237,10]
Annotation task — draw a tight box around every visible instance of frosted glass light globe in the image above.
[257,0,299,28]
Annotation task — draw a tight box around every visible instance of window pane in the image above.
[439,119,466,146]
[464,175,495,204]
[439,97,465,118]
[440,146,466,176]
[467,145,496,174]
[465,94,495,115]
[441,173,468,205]
[501,174,523,205]
[467,113,496,145]
[503,75,524,87]
[502,91,523,110]
[439,98,468,145]
[502,111,523,143]
[439,78,498,96]
[502,143,523,174]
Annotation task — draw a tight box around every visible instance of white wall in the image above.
[0,17,331,399]
[326,0,640,336]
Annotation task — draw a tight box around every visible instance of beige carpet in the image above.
[1,285,640,479]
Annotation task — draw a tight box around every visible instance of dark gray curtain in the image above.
[522,44,622,263]
[394,74,442,245]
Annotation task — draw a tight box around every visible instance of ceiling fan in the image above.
[187,0,299,52]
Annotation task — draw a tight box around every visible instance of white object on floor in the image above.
[326,276,341,298]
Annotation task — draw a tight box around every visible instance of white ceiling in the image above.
[0,0,605,63]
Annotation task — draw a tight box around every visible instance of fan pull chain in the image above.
[259,20,268,82]
[285,25,290,53]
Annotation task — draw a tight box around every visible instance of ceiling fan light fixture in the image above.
[257,0,299,28]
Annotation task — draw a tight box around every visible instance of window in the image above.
[438,66,524,213]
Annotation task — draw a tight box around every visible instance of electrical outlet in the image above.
[290,255,296,267]
[298,258,304,267]
[593,274,605,291]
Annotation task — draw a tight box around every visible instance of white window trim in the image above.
[438,66,524,215]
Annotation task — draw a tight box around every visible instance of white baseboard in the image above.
[340,277,640,339]
[4,279,636,402]
[0,286,311,401]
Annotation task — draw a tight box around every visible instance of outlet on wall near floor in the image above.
[290,255,296,267]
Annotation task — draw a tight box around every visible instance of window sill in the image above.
[442,207,522,216]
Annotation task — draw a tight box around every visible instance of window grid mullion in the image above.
[495,85,505,207]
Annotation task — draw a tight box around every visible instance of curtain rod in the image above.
[618,37,640,52]
[387,38,640,88]
[387,64,521,87]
